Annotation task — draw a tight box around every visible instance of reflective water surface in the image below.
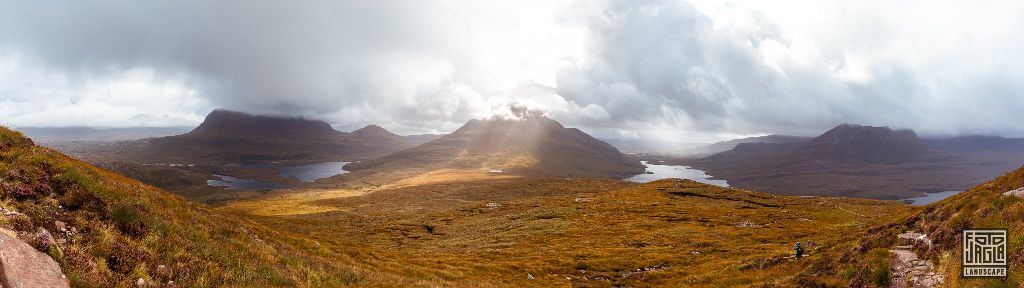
[625,161,730,187]
[207,175,288,190]
[278,161,350,182]
[901,191,961,206]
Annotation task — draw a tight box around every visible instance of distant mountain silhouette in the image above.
[703,124,928,164]
[685,124,1024,199]
[922,135,1024,153]
[189,109,339,138]
[16,126,190,142]
[682,134,810,157]
[800,124,927,163]
[346,115,644,178]
[111,109,415,163]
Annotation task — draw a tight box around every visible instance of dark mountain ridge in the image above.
[101,109,416,163]
[684,134,811,157]
[346,115,644,179]
[800,124,928,163]
[686,124,1024,199]
[188,109,339,138]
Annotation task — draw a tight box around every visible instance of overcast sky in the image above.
[1,0,1022,142]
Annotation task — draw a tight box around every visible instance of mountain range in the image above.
[17,126,192,142]
[683,124,1024,199]
[346,114,644,179]
[682,134,811,157]
[84,109,418,163]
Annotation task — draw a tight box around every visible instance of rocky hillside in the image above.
[0,127,360,286]
[346,115,644,179]
[902,165,1024,286]
[794,165,1024,286]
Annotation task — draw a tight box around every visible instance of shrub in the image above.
[871,266,891,287]
[111,204,149,237]
[0,129,33,150]
[61,185,105,212]
[866,248,892,287]
[10,213,33,231]
[106,239,152,274]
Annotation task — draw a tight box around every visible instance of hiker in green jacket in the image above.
[794,242,804,259]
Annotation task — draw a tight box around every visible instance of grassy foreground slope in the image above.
[796,165,1024,287]
[0,127,362,287]
[918,166,1024,286]
[224,172,910,287]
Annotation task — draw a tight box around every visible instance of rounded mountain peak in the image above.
[190,109,339,138]
[351,124,402,139]
[803,124,926,163]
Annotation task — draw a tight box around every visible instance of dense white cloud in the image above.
[0,0,1022,140]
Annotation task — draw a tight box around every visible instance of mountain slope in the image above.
[907,166,1024,286]
[108,109,415,163]
[685,124,1023,199]
[0,127,361,286]
[801,124,927,163]
[923,135,1024,153]
[795,165,1024,286]
[345,116,644,179]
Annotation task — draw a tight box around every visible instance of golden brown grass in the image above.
[788,166,1024,287]
[0,127,370,287]
[3,125,941,287]
[223,171,911,287]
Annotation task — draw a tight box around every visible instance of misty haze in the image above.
[0,1,1022,287]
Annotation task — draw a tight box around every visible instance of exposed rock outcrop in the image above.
[0,229,69,288]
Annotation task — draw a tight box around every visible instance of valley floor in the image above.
[218,170,911,287]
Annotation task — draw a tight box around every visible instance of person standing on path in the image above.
[794,242,804,259]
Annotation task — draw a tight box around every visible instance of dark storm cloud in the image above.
[1,1,434,113]
[1,0,1022,138]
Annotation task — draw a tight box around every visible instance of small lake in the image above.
[278,161,350,182]
[207,175,288,190]
[207,161,351,190]
[901,191,962,206]
[625,161,730,187]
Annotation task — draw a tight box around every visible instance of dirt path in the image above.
[889,232,943,287]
